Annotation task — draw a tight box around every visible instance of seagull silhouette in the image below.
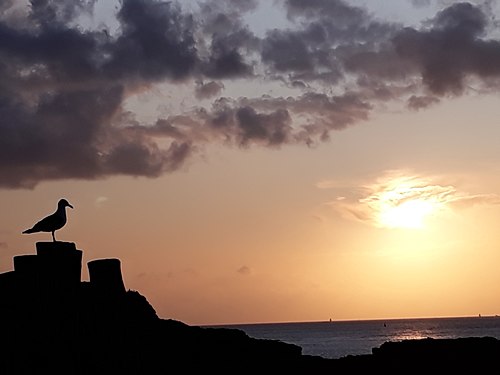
[22,199,74,242]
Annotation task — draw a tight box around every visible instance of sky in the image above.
[1,0,500,325]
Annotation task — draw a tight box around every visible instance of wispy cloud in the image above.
[237,265,252,275]
[323,170,500,228]
[94,196,109,208]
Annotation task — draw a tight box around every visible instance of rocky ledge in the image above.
[1,242,499,374]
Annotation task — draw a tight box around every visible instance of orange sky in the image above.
[1,1,500,325]
[2,94,500,325]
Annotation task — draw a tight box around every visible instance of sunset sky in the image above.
[1,0,500,325]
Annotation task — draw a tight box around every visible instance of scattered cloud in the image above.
[1,1,500,188]
[407,95,440,110]
[195,81,225,100]
[237,265,252,275]
[94,196,109,208]
[311,214,327,223]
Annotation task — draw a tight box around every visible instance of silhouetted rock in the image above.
[88,258,126,295]
[2,241,500,374]
[369,336,500,373]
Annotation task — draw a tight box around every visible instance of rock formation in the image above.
[1,241,500,374]
[0,242,302,374]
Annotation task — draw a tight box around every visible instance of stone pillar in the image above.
[36,241,82,295]
[12,255,41,319]
[0,270,17,310]
[0,270,17,375]
[34,242,83,375]
[14,254,39,273]
[35,241,83,339]
[88,258,126,295]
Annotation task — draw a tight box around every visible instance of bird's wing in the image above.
[29,213,60,232]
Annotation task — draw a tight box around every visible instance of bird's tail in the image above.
[22,228,36,234]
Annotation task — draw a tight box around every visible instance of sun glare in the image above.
[330,170,498,230]
[378,198,436,229]
[359,174,447,230]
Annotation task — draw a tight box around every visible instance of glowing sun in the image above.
[378,198,436,229]
[328,170,500,230]
[360,174,445,229]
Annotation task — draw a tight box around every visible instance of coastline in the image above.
[2,242,500,374]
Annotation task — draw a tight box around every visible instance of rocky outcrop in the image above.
[0,242,305,374]
[1,242,500,374]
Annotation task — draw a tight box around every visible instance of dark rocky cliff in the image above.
[1,242,499,374]
[0,242,305,374]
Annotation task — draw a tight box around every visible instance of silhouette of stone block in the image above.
[14,254,39,274]
[0,270,16,309]
[88,258,126,295]
[36,241,77,254]
[35,241,82,299]
[12,255,40,310]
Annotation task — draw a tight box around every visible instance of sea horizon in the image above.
[205,315,500,359]
[202,313,497,328]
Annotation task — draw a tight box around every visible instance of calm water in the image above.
[214,316,500,359]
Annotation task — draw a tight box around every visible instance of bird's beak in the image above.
[68,204,74,209]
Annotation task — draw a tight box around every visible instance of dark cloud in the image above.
[262,29,314,73]
[341,46,415,81]
[1,0,500,188]
[0,0,15,12]
[393,3,500,95]
[103,138,193,176]
[30,0,97,26]
[285,0,396,44]
[407,95,440,110]
[106,0,197,82]
[432,2,486,35]
[208,93,366,149]
[0,87,120,188]
[207,101,293,147]
[198,3,259,79]
[0,0,198,188]
[236,106,291,146]
[201,0,259,15]
[285,0,366,25]
[262,0,396,85]
[226,0,259,13]
[201,33,254,79]
[195,81,224,100]
[201,91,371,147]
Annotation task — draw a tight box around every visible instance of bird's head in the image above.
[58,199,74,209]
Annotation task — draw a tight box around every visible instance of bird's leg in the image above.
[52,231,56,242]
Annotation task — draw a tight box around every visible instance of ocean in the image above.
[216,316,500,359]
